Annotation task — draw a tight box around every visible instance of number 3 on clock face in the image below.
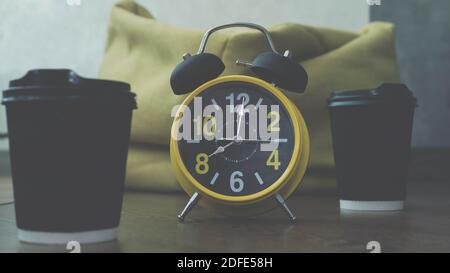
[176,80,298,199]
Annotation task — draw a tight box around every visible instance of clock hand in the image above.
[208,139,235,157]
[235,97,245,139]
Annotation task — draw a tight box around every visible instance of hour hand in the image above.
[209,140,235,157]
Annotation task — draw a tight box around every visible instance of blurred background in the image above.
[0,0,449,150]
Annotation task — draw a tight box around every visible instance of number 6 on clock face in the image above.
[230,171,244,193]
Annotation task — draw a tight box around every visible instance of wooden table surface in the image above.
[0,151,450,253]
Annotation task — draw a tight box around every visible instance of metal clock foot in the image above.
[177,192,201,222]
[275,193,296,221]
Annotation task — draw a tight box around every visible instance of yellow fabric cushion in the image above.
[99,0,400,192]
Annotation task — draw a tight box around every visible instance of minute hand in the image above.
[235,97,245,138]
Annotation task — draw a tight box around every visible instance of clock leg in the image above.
[275,193,296,221]
[177,192,201,222]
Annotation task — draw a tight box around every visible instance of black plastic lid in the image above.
[327,83,417,108]
[2,69,137,109]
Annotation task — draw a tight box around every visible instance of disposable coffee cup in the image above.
[1,69,137,244]
[327,83,416,211]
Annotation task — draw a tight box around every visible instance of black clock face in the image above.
[177,81,296,197]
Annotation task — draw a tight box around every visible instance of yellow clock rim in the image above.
[170,75,302,204]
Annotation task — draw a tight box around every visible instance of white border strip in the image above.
[18,227,117,245]
[340,200,404,211]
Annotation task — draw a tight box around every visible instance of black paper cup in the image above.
[1,69,137,244]
[328,83,416,211]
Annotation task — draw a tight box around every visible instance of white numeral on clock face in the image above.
[226,92,250,112]
[236,93,250,106]
[230,171,244,192]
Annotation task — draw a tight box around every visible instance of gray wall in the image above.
[0,0,119,150]
[3,1,449,149]
[371,0,450,147]
[0,0,369,150]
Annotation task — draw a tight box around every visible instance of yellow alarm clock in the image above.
[169,23,310,221]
